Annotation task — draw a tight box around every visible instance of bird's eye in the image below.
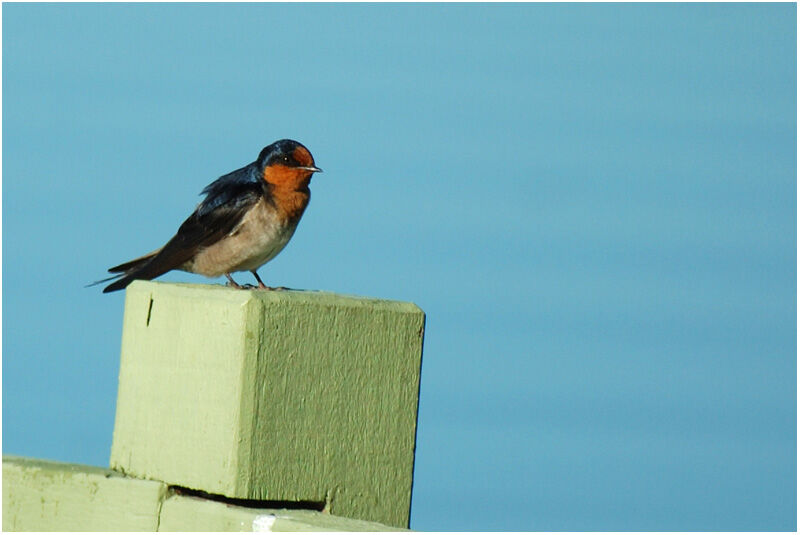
[282,156,289,162]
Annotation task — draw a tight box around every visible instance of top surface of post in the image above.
[126,280,424,312]
[110,281,425,528]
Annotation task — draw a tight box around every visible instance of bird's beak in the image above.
[299,166,323,173]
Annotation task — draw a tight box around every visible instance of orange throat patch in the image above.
[262,164,312,190]
[262,165,311,224]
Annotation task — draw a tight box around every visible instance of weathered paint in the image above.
[158,494,405,532]
[110,281,425,528]
[2,455,166,531]
[2,456,407,531]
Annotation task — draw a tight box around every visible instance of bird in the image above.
[95,139,321,293]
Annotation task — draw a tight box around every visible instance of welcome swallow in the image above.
[98,139,321,293]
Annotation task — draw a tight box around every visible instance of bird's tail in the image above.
[101,271,146,293]
[84,272,126,288]
[88,249,164,293]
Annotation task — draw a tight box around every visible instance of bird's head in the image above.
[258,139,322,190]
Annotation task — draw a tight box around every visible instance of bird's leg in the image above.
[251,270,270,290]
[251,270,287,290]
[225,273,243,289]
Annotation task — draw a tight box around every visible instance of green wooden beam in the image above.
[110,281,425,528]
[158,494,406,531]
[3,456,408,531]
[2,455,166,531]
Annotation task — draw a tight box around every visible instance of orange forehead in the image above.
[292,146,314,167]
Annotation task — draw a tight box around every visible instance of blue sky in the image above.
[3,3,796,530]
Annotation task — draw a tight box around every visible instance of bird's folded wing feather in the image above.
[131,184,264,281]
[108,249,162,273]
[101,163,267,294]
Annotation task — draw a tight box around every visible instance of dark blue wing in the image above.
[197,162,264,217]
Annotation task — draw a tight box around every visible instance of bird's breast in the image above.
[184,197,301,277]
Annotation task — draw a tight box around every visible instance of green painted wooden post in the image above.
[109,281,425,528]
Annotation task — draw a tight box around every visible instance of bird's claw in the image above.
[255,283,288,291]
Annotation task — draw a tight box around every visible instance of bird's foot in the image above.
[251,270,287,291]
[227,282,260,290]
[225,274,245,289]
[257,283,288,291]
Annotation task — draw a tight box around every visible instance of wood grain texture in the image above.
[2,455,166,531]
[110,281,425,528]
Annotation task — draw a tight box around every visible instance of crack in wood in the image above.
[167,485,326,512]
